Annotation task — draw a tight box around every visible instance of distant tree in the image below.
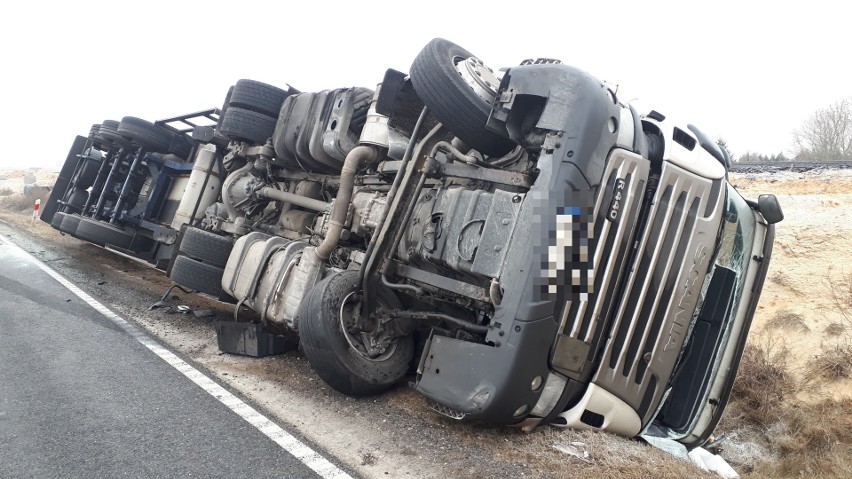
[768,151,789,163]
[792,97,852,161]
[737,152,757,163]
[737,151,782,163]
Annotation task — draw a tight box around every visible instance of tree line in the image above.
[717,97,852,163]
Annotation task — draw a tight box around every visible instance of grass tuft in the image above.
[722,330,852,477]
[824,322,846,336]
[729,337,796,427]
[0,190,52,213]
[765,309,809,332]
[827,270,852,324]
[806,344,852,380]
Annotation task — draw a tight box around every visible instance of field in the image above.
[714,169,852,477]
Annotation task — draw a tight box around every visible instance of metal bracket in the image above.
[551,334,590,379]
[435,162,531,188]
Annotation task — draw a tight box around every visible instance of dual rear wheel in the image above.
[168,226,235,299]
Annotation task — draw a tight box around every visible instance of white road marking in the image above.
[0,233,352,479]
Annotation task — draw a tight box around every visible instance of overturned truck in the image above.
[43,38,782,448]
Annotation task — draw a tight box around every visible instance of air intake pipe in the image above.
[314,145,378,260]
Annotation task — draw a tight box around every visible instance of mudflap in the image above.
[415,316,557,423]
[42,135,88,225]
[214,320,296,357]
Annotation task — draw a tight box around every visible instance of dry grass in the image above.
[827,270,852,324]
[720,333,852,477]
[0,190,51,213]
[824,322,847,336]
[765,310,810,332]
[770,271,791,286]
[770,271,801,294]
[727,337,797,427]
[752,398,852,477]
[806,344,852,380]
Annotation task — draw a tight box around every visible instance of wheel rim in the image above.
[453,55,500,104]
[338,291,398,362]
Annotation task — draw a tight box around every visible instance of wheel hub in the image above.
[339,292,397,361]
[453,56,500,104]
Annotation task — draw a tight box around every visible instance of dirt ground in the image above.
[730,169,852,399]
[2,167,850,478]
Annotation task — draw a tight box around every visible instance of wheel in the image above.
[76,158,100,189]
[63,187,88,212]
[298,270,414,396]
[218,107,277,144]
[117,116,175,153]
[216,85,234,130]
[50,211,66,230]
[75,218,134,249]
[91,133,110,151]
[410,38,514,156]
[178,227,234,268]
[229,79,290,117]
[59,213,82,235]
[98,120,130,149]
[88,123,107,149]
[169,255,225,297]
[169,134,193,159]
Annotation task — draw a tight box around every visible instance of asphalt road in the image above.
[0,235,345,478]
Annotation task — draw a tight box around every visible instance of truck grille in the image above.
[556,149,649,365]
[592,160,724,424]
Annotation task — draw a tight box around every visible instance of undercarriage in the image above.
[42,38,783,448]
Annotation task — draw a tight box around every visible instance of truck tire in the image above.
[169,255,225,297]
[168,134,193,160]
[410,38,514,157]
[59,213,82,235]
[76,158,100,189]
[89,124,108,150]
[50,211,66,230]
[178,227,234,268]
[216,85,234,131]
[117,116,175,153]
[98,119,130,149]
[229,79,290,118]
[63,187,88,212]
[219,107,277,145]
[298,270,414,397]
[75,218,134,249]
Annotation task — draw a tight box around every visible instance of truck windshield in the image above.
[711,185,756,311]
[657,185,758,433]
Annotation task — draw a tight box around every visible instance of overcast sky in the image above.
[2,0,850,170]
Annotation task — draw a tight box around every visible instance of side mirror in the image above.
[758,194,784,224]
